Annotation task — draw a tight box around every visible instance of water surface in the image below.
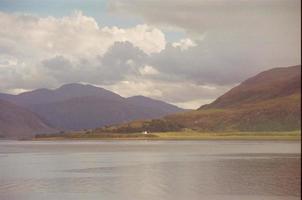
[0,140,300,200]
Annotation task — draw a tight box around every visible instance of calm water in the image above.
[0,140,300,200]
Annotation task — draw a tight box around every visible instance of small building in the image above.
[142,131,148,135]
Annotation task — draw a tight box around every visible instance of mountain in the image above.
[0,83,123,106]
[98,65,301,133]
[0,83,184,130]
[28,95,182,130]
[0,99,53,138]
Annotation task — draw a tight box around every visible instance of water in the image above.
[0,140,300,200]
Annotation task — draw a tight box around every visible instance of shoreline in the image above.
[32,131,301,141]
[32,138,301,142]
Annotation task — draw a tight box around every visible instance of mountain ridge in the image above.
[0,83,184,131]
[0,83,124,106]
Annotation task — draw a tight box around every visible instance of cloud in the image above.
[101,24,166,55]
[139,65,159,75]
[0,11,166,60]
[109,0,300,34]
[0,0,301,109]
[0,11,165,89]
[172,38,196,51]
[39,41,148,85]
[109,0,300,65]
[109,0,301,85]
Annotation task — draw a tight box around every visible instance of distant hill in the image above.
[98,65,301,133]
[0,83,184,130]
[0,99,53,138]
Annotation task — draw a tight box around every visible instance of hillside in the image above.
[0,100,53,138]
[200,65,301,109]
[97,65,301,133]
[0,83,184,130]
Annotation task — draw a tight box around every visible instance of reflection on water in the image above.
[0,140,300,200]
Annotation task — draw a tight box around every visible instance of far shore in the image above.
[32,131,301,141]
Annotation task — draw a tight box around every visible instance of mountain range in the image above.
[98,65,301,133]
[1,65,300,138]
[0,83,184,137]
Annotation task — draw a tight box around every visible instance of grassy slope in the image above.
[165,93,301,132]
[94,93,300,133]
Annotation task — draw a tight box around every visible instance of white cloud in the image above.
[0,55,18,68]
[0,11,166,60]
[102,24,166,55]
[139,65,159,75]
[174,99,213,109]
[172,38,196,51]
[0,11,166,91]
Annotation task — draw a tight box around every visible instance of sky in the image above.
[0,0,300,109]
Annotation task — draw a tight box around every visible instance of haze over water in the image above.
[0,140,300,200]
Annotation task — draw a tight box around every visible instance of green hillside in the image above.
[97,65,301,133]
